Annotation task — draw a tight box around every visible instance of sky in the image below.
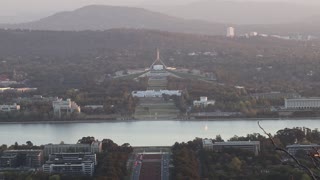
[1,0,319,23]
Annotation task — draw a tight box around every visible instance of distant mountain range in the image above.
[0,5,228,35]
[1,4,320,36]
[151,0,320,25]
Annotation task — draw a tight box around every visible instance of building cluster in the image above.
[193,97,215,107]
[0,103,20,112]
[132,90,182,98]
[0,150,43,169]
[202,139,261,156]
[0,141,102,176]
[0,96,81,119]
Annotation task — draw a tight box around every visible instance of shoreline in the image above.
[0,117,319,124]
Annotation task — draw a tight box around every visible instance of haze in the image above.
[1,0,320,23]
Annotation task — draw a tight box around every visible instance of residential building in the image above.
[193,97,215,107]
[212,141,260,156]
[0,103,20,112]
[52,98,81,118]
[43,141,102,157]
[227,27,235,38]
[43,153,96,176]
[0,150,43,168]
[286,144,320,155]
[285,98,320,109]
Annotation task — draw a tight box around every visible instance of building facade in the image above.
[52,98,81,118]
[202,139,214,151]
[227,27,235,38]
[286,144,320,155]
[43,153,96,176]
[43,142,102,157]
[211,141,260,156]
[132,90,181,98]
[0,150,43,168]
[0,103,20,112]
[193,97,215,107]
[285,98,320,109]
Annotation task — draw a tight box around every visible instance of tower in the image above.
[227,27,235,38]
[150,49,166,71]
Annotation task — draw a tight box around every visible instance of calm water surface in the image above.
[0,119,319,146]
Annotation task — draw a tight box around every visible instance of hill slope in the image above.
[1,5,227,35]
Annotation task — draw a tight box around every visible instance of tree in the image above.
[26,141,33,147]
[229,157,242,171]
[77,136,95,144]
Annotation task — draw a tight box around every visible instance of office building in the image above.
[43,153,96,176]
[202,139,214,151]
[43,141,102,157]
[227,27,235,38]
[0,150,43,168]
[212,141,260,156]
[285,98,320,109]
[286,144,320,155]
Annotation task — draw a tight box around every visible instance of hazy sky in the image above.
[1,0,319,23]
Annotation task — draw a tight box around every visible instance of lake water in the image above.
[0,119,319,146]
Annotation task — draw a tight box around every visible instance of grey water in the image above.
[0,119,319,146]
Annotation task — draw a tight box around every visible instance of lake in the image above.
[0,119,319,146]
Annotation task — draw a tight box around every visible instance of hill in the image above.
[0,5,227,35]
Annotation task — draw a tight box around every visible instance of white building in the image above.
[227,27,235,38]
[52,98,81,118]
[193,97,215,107]
[132,90,181,98]
[285,98,320,109]
[0,103,20,112]
[249,32,258,37]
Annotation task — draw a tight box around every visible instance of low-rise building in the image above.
[211,141,260,156]
[43,141,102,157]
[52,98,81,118]
[251,92,300,100]
[0,103,20,112]
[193,97,215,107]
[202,139,214,151]
[285,98,320,109]
[43,153,96,176]
[286,144,320,155]
[132,90,181,98]
[0,150,43,168]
